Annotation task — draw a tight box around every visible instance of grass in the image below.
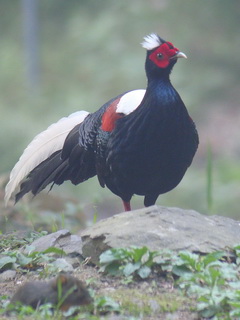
[109,288,185,316]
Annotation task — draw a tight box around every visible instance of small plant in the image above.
[233,244,240,265]
[0,246,66,273]
[0,231,47,252]
[0,230,64,275]
[93,296,120,314]
[182,249,240,318]
[99,245,240,319]
[61,293,119,319]
[99,246,174,280]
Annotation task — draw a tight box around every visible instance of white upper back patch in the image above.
[141,33,162,51]
[116,89,146,115]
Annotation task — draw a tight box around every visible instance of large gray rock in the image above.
[81,205,240,264]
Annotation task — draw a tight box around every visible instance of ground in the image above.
[0,261,199,320]
[0,186,200,319]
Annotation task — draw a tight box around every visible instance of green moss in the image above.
[108,288,188,317]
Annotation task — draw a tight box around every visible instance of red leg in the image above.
[123,201,131,211]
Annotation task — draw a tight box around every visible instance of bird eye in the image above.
[157,53,163,59]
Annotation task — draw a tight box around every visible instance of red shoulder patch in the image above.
[101,97,123,132]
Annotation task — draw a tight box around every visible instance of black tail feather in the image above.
[15,146,97,202]
[15,150,63,202]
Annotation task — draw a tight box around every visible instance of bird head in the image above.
[142,33,187,77]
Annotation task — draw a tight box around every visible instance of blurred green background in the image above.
[1,0,240,220]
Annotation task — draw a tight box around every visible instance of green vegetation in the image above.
[4,295,120,320]
[0,246,66,277]
[109,288,184,317]
[0,230,67,277]
[100,246,240,319]
[0,231,47,251]
[99,246,173,280]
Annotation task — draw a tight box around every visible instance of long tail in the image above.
[5,111,89,205]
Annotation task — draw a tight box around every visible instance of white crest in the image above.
[116,89,146,115]
[141,33,162,50]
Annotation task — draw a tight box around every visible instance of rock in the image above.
[25,229,70,252]
[58,234,83,256]
[52,258,74,272]
[64,256,82,269]
[81,205,240,264]
[0,270,17,282]
[25,229,83,257]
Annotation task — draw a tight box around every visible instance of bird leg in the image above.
[123,201,131,211]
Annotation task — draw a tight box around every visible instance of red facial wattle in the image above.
[149,42,181,68]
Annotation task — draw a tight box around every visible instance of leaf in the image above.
[42,247,66,256]
[130,246,148,263]
[101,261,122,276]
[229,301,240,308]
[230,309,240,317]
[140,251,150,264]
[138,265,151,279]
[233,245,240,265]
[187,284,211,296]
[123,262,140,277]
[24,245,36,255]
[207,266,222,284]
[202,251,225,267]
[0,256,16,271]
[16,252,32,267]
[198,305,219,318]
[99,250,118,264]
[229,282,240,290]
[178,251,199,269]
[233,244,240,252]
[95,296,120,312]
[172,265,193,278]
[99,248,126,264]
[153,250,175,267]
[219,263,238,281]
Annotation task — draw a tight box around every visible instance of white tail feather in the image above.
[5,110,89,205]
